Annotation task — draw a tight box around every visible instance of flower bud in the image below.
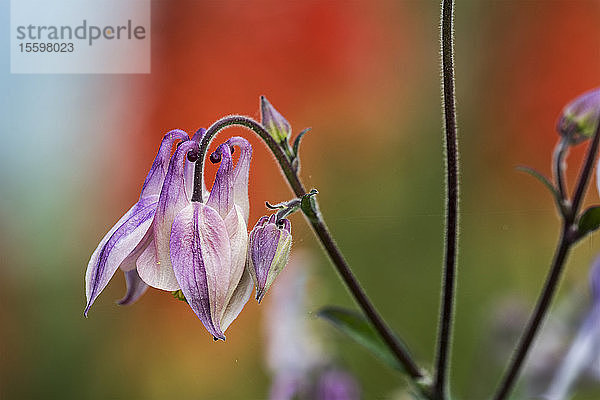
[260,96,292,144]
[557,87,600,145]
[248,214,292,302]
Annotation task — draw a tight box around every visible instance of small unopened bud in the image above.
[248,214,292,302]
[557,87,600,145]
[260,96,292,144]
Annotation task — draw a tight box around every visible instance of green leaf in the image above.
[516,166,560,202]
[318,306,406,372]
[578,206,600,237]
[292,127,311,157]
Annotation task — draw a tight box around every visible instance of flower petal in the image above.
[220,205,249,321]
[118,268,149,306]
[85,196,157,315]
[140,129,190,198]
[170,203,232,340]
[249,223,281,292]
[207,143,234,219]
[137,140,199,291]
[226,137,252,224]
[220,267,253,333]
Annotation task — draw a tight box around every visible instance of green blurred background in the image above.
[1,1,600,399]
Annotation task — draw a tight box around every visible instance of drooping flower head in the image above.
[84,129,190,315]
[85,126,257,340]
[557,87,600,145]
[248,213,292,302]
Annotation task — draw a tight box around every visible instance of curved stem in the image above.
[493,118,600,400]
[192,115,425,382]
[434,1,458,399]
[552,138,569,205]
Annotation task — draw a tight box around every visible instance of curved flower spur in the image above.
[84,129,192,315]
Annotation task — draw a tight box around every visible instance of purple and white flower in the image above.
[85,129,258,340]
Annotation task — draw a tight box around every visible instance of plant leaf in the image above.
[318,306,406,372]
[578,206,600,237]
[292,127,311,157]
[515,166,560,201]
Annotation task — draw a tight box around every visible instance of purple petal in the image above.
[140,129,189,198]
[219,205,250,331]
[207,143,234,219]
[85,196,157,316]
[221,268,253,333]
[118,268,149,305]
[249,222,282,295]
[170,203,232,340]
[226,137,252,224]
[137,140,199,291]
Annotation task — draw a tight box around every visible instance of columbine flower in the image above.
[543,255,600,400]
[164,137,254,340]
[248,213,292,302]
[261,96,292,144]
[84,129,190,315]
[557,87,600,145]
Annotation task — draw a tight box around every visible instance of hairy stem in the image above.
[552,138,569,206]
[193,115,425,382]
[434,0,459,399]
[493,118,600,400]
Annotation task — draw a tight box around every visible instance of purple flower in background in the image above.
[261,96,292,144]
[557,87,600,145]
[166,137,254,340]
[265,251,360,400]
[248,213,292,302]
[315,369,360,400]
[84,129,190,315]
[543,255,600,400]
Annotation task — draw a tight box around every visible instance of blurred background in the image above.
[1,0,600,399]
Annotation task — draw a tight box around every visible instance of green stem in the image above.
[492,117,600,400]
[193,115,427,384]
